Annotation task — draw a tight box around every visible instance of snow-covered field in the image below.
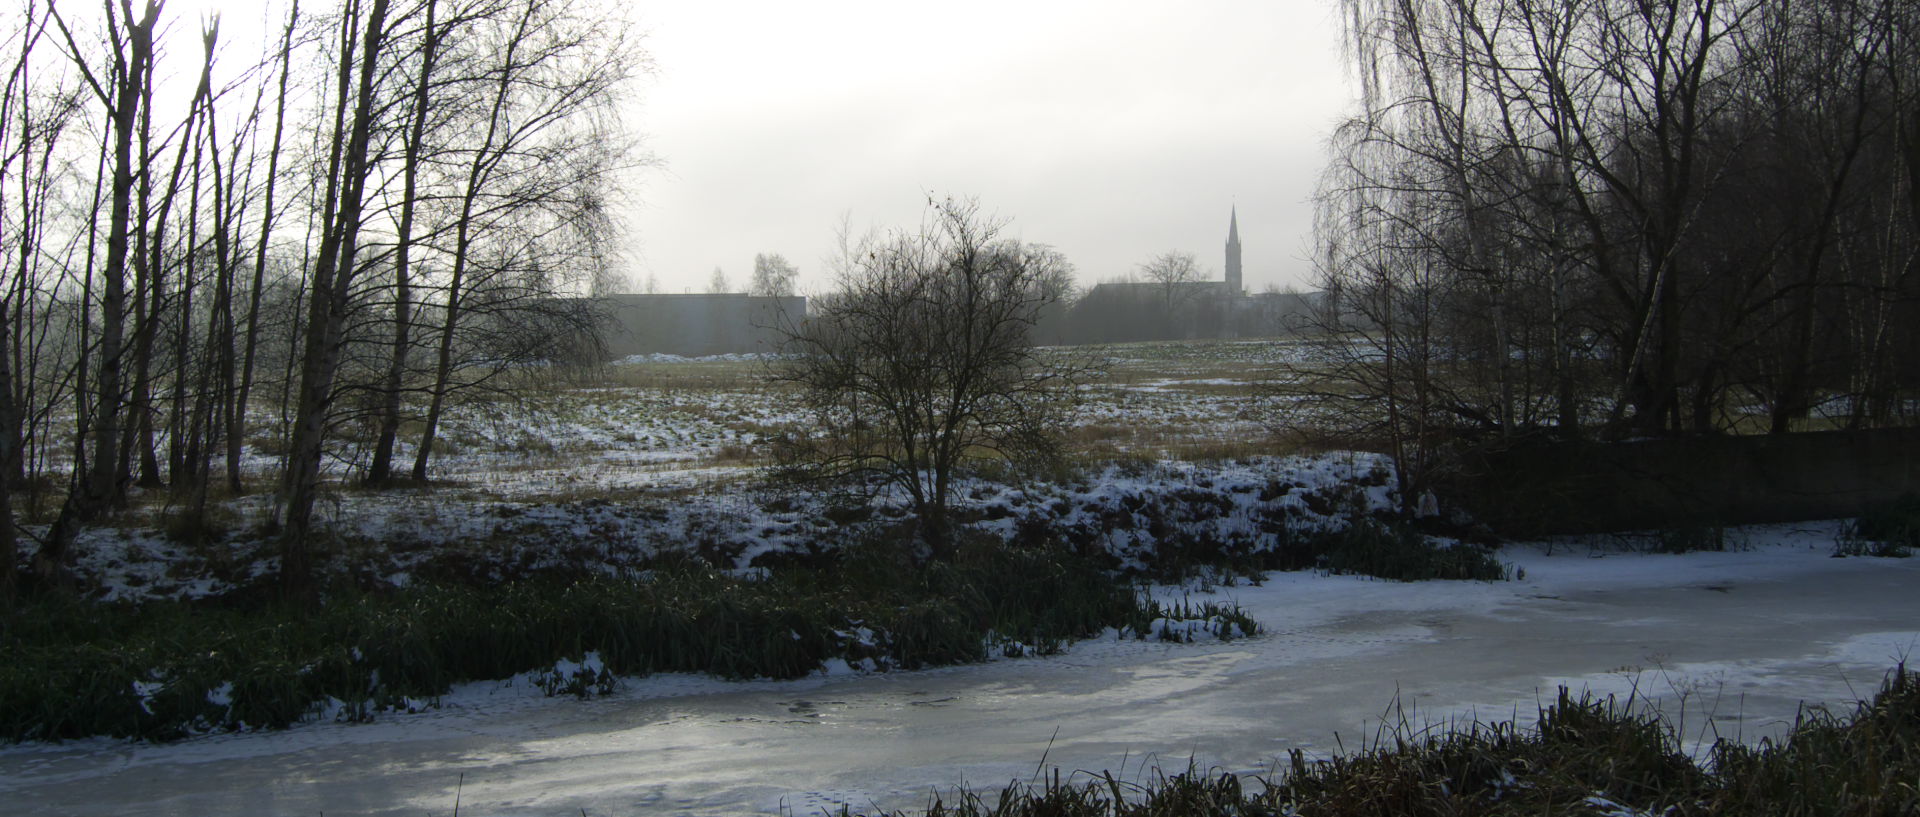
[5,522,1916,816]
[49,339,1299,580]
[336,339,1296,500]
[59,339,1350,601]
[71,449,1403,602]
[12,338,1917,815]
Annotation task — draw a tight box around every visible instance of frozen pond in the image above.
[5,522,1918,816]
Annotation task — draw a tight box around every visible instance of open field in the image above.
[19,335,1886,541]
[3,336,1511,749]
[36,333,1910,603]
[23,338,1309,537]
[407,338,1312,499]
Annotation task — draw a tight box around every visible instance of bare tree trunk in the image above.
[369,0,439,485]
[279,0,393,596]
[0,302,15,595]
[0,282,17,597]
[126,65,155,489]
[170,120,207,488]
[0,1,46,597]
[184,19,232,523]
[129,37,203,490]
[414,2,532,482]
[39,1,162,580]
[71,115,108,483]
[126,53,205,490]
[230,0,300,495]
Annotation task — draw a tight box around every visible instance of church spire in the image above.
[1225,207,1243,296]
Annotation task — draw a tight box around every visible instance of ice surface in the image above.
[4,521,1915,816]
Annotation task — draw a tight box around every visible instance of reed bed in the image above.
[1,541,1251,743]
[852,665,1920,817]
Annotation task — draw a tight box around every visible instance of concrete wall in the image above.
[1438,428,1920,536]
[597,294,804,358]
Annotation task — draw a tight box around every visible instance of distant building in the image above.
[1225,205,1244,296]
[591,293,804,358]
[1057,208,1315,344]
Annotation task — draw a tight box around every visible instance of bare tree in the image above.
[1136,249,1206,338]
[1284,118,1455,513]
[279,0,397,593]
[176,16,240,525]
[1308,0,1919,458]
[1138,249,1200,301]
[366,0,441,486]
[0,1,55,596]
[748,252,797,298]
[36,0,162,580]
[773,197,1081,557]
[706,265,729,294]
[1138,250,1200,288]
[230,0,301,494]
[0,0,643,595]
[1023,243,1077,345]
[408,0,636,481]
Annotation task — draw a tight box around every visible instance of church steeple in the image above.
[1225,207,1243,296]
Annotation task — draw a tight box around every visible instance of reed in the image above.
[1,540,1245,743]
[848,665,1920,817]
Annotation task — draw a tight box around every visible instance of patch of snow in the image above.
[204,683,233,709]
[131,680,164,715]
[1583,795,1651,817]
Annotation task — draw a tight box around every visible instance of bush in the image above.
[1655,524,1729,553]
[1309,519,1509,582]
[1836,494,1920,557]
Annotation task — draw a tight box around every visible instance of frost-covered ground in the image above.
[15,339,1915,814]
[71,449,1404,602]
[340,339,1296,499]
[52,339,1303,590]
[4,521,1915,816]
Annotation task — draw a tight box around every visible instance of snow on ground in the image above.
[385,340,1295,490]
[614,352,785,365]
[29,340,1297,580]
[33,520,1894,739]
[430,341,1292,488]
[15,340,1917,813]
[5,520,1914,817]
[64,451,1404,602]
[1116,377,1253,392]
[15,524,1869,737]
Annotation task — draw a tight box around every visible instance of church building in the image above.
[1059,208,1308,344]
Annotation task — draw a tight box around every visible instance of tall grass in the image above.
[1136,516,1509,584]
[1309,519,1511,581]
[848,665,1920,817]
[1837,494,1920,557]
[0,541,1247,743]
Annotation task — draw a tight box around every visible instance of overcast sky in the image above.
[628,1,1356,295]
[174,0,1357,295]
